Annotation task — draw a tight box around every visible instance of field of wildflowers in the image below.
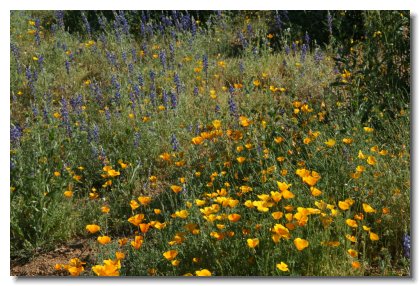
[10,10,410,276]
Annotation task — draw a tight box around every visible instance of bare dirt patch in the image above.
[11,238,95,277]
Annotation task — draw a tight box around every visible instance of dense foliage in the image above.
[10,10,410,276]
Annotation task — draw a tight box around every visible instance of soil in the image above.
[10,238,95,277]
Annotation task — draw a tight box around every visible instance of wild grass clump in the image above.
[10,10,410,276]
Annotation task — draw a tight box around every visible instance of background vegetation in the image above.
[10,10,410,276]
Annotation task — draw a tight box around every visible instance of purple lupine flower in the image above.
[171,30,177,41]
[170,91,177,109]
[327,12,333,35]
[37,55,44,70]
[25,66,36,95]
[314,50,323,63]
[99,33,107,45]
[50,24,57,34]
[131,48,137,63]
[282,10,290,21]
[174,73,181,94]
[278,108,285,116]
[128,63,134,73]
[55,11,65,29]
[32,68,38,81]
[42,92,52,119]
[118,11,130,35]
[215,104,221,113]
[43,107,49,123]
[181,13,191,31]
[149,70,155,83]
[403,234,410,258]
[191,16,197,36]
[133,84,141,100]
[10,43,19,59]
[111,75,119,88]
[285,45,290,55]
[187,124,193,133]
[25,66,32,82]
[158,24,164,34]
[35,30,41,46]
[42,93,52,119]
[44,91,52,103]
[195,123,202,136]
[34,18,41,46]
[93,124,99,142]
[70,94,83,114]
[141,43,148,56]
[122,51,127,63]
[141,11,148,24]
[247,24,253,36]
[88,124,100,143]
[169,43,175,61]
[162,90,169,109]
[304,32,310,47]
[238,31,248,48]
[111,75,121,102]
[170,134,179,151]
[173,11,182,30]
[97,14,106,31]
[291,42,297,54]
[115,90,121,102]
[149,71,156,100]
[81,12,91,37]
[301,44,307,62]
[106,51,117,67]
[79,119,88,132]
[274,12,282,30]
[10,124,23,145]
[162,15,172,27]
[228,95,238,119]
[193,86,199,97]
[202,55,208,77]
[257,144,262,156]
[160,14,167,27]
[65,60,70,74]
[31,103,39,117]
[159,50,167,71]
[113,19,122,42]
[147,25,155,37]
[138,73,144,87]
[129,92,136,112]
[105,108,111,121]
[140,21,146,36]
[60,97,72,136]
[90,83,104,106]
